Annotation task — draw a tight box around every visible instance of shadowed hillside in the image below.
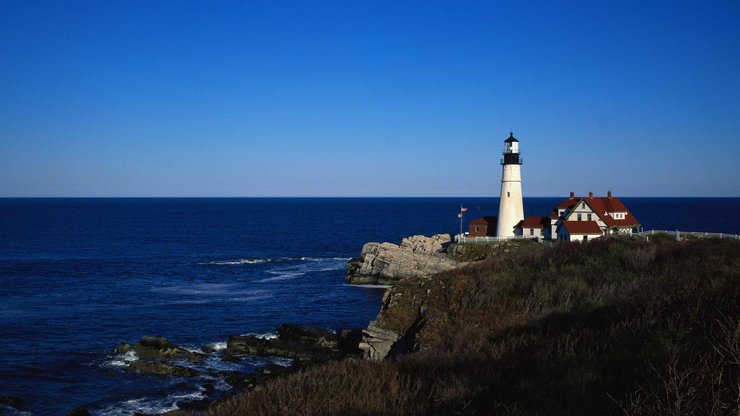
[207,236,740,416]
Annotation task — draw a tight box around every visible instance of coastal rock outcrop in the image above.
[358,278,439,360]
[114,336,206,377]
[346,234,465,285]
[224,324,362,363]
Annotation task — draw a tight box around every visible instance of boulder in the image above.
[225,324,363,363]
[278,324,338,349]
[224,334,334,362]
[113,336,206,378]
[114,336,205,363]
[346,234,465,285]
[139,336,174,349]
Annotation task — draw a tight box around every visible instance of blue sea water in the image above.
[0,197,738,415]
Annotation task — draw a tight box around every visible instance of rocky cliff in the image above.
[345,234,465,285]
[351,236,524,360]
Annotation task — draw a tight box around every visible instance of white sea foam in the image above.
[106,350,139,367]
[255,270,305,283]
[205,341,227,351]
[345,283,393,289]
[96,391,206,416]
[300,256,351,261]
[200,258,270,266]
[0,404,33,416]
[175,354,244,374]
[198,256,351,270]
[239,332,278,340]
[153,284,266,297]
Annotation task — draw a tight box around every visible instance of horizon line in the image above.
[0,195,738,199]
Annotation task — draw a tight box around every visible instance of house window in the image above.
[587,213,592,221]
[475,225,479,233]
[584,236,588,241]
[577,213,582,221]
[529,228,534,236]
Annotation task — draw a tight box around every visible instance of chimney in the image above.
[588,191,593,198]
[607,190,612,198]
[569,192,574,199]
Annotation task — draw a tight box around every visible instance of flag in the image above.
[460,205,468,212]
[457,213,463,218]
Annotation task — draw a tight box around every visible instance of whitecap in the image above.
[205,341,227,351]
[96,391,206,416]
[153,284,266,297]
[299,256,351,261]
[105,350,139,368]
[239,332,278,340]
[200,258,270,266]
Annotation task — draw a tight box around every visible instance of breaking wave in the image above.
[96,390,206,416]
[200,256,351,266]
[200,258,270,266]
[105,350,139,368]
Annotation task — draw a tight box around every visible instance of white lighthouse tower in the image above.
[496,133,524,238]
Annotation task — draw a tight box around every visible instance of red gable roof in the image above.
[515,216,550,229]
[550,195,640,228]
[562,221,603,235]
[582,197,640,228]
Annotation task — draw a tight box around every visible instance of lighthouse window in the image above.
[507,192,510,197]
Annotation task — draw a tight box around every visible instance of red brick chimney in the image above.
[588,191,593,198]
[569,192,574,199]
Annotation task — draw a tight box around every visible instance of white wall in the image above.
[496,163,524,238]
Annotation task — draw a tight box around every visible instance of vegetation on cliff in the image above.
[208,236,739,416]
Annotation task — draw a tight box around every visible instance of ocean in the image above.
[0,197,738,415]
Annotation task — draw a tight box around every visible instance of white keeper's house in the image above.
[514,191,641,242]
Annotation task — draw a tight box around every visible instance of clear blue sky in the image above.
[1,1,739,197]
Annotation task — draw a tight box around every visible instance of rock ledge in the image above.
[346,234,465,285]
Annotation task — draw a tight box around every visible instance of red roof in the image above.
[515,216,550,229]
[582,197,640,227]
[550,195,640,228]
[469,216,497,225]
[562,221,603,235]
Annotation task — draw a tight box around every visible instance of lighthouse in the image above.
[496,133,524,238]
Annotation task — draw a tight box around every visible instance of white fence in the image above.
[455,234,531,244]
[637,230,740,240]
[455,230,740,244]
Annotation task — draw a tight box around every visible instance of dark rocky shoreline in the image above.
[100,325,364,415]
